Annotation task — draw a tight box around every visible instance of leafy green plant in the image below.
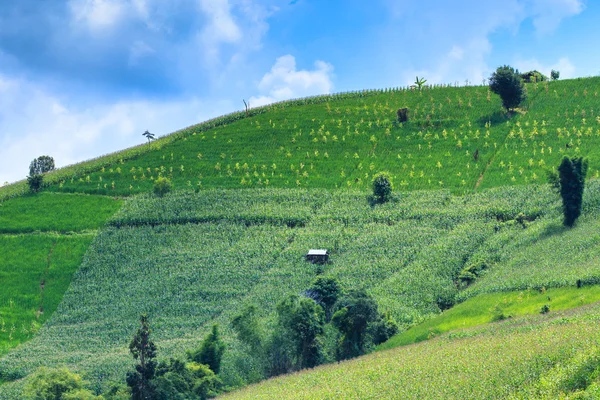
[127,314,158,400]
[153,177,172,197]
[551,70,560,81]
[414,76,427,90]
[557,156,588,227]
[23,367,99,400]
[372,172,393,203]
[187,325,226,374]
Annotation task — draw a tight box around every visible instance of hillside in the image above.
[1,78,600,398]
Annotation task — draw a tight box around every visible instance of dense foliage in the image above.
[489,65,526,111]
[558,156,588,226]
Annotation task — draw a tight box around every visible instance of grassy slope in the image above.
[0,193,122,357]
[222,302,600,400]
[2,183,600,396]
[9,77,593,196]
[1,78,600,397]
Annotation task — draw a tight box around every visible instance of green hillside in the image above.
[1,78,600,398]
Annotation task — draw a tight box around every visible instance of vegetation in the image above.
[489,65,526,111]
[371,172,393,203]
[3,76,600,398]
[558,156,588,226]
[127,314,158,399]
[24,367,99,400]
[152,177,172,197]
[221,303,600,399]
[29,156,56,176]
[551,69,560,81]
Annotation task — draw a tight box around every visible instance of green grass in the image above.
[0,77,580,196]
[379,285,600,350]
[0,193,122,233]
[0,233,94,357]
[1,183,600,396]
[221,302,600,399]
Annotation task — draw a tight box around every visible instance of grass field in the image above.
[221,302,600,400]
[379,285,600,350]
[2,78,600,398]
[0,193,122,233]
[0,233,93,357]
[1,182,599,396]
[0,78,587,197]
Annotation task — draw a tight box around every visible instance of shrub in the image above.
[557,156,588,227]
[23,367,99,400]
[153,177,172,197]
[27,174,44,192]
[551,69,560,81]
[396,108,409,123]
[489,65,526,111]
[521,70,548,83]
[372,172,393,203]
[187,325,226,374]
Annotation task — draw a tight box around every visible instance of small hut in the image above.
[306,249,329,264]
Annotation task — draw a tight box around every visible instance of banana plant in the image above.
[415,76,427,90]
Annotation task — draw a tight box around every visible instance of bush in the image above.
[557,156,588,227]
[372,172,393,203]
[187,325,226,374]
[153,177,172,197]
[551,69,560,81]
[396,108,409,123]
[489,65,526,111]
[23,367,100,400]
[27,174,44,192]
[521,70,548,83]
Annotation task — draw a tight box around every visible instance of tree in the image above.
[305,276,341,321]
[557,156,588,227]
[551,69,560,81]
[331,289,380,360]
[414,76,427,90]
[27,155,55,193]
[276,295,325,370]
[142,130,155,144]
[126,314,157,400]
[23,367,100,400]
[153,358,221,400]
[187,325,226,374]
[372,172,393,203]
[231,304,264,354]
[29,155,55,176]
[489,65,526,111]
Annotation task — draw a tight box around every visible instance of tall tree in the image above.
[188,325,226,374]
[332,289,379,360]
[489,65,526,111]
[557,156,588,227]
[29,155,55,176]
[143,130,155,144]
[127,314,158,400]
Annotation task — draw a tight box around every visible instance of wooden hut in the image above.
[306,249,329,264]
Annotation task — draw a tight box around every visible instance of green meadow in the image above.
[1,78,600,398]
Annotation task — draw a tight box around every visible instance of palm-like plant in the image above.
[415,76,427,90]
[142,130,155,144]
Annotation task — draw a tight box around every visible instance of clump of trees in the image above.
[549,156,589,227]
[520,70,548,83]
[489,65,526,112]
[27,155,55,192]
[125,314,223,400]
[24,367,101,399]
[231,278,398,378]
[551,70,560,81]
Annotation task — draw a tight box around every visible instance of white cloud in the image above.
[527,0,585,35]
[198,0,243,63]
[248,55,334,108]
[0,75,233,184]
[68,0,125,31]
[514,56,576,79]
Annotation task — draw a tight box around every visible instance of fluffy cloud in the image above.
[249,55,334,108]
[0,75,232,184]
[68,0,125,31]
[527,0,585,35]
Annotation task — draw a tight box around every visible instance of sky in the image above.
[0,0,597,184]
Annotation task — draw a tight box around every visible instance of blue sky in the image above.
[0,0,595,183]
